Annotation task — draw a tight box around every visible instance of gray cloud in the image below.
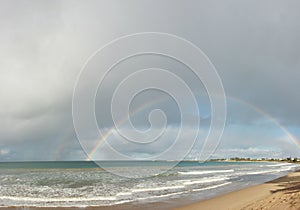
[0,0,299,160]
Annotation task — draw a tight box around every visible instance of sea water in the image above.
[0,161,298,208]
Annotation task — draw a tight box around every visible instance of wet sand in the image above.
[175,170,300,210]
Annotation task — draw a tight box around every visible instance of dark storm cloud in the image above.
[0,0,299,160]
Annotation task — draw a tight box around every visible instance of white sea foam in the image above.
[114,176,229,200]
[131,185,185,193]
[192,182,232,192]
[237,169,283,175]
[135,190,188,202]
[265,163,293,167]
[248,170,280,175]
[1,162,297,208]
[182,176,229,185]
[0,195,117,202]
[113,176,231,201]
[237,164,297,176]
[178,169,234,175]
[280,165,298,171]
[134,182,232,202]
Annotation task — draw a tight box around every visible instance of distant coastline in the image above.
[0,157,299,163]
[208,157,300,163]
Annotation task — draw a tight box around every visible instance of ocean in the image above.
[0,161,298,208]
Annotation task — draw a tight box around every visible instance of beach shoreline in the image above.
[175,170,300,210]
[1,170,300,210]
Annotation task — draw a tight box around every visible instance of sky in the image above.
[0,0,300,161]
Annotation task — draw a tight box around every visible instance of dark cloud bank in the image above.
[0,0,299,161]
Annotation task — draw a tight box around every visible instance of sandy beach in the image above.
[175,170,300,210]
[1,170,300,210]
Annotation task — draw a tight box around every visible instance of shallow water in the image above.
[0,161,298,207]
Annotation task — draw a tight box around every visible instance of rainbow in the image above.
[85,95,169,160]
[229,97,300,150]
[53,125,75,160]
[85,96,300,161]
[53,96,300,161]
